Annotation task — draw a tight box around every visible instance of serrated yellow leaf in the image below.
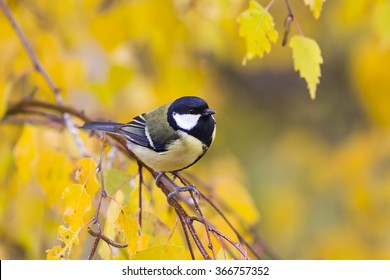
[63,184,92,230]
[46,226,79,260]
[46,245,66,260]
[58,225,79,247]
[304,0,326,19]
[237,0,278,65]
[290,35,323,99]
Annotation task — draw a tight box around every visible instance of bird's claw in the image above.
[155,172,200,202]
[167,184,200,202]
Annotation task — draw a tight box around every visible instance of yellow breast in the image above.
[127,131,205,172]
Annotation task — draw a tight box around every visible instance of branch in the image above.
[0,0,87,156]
[155,173,212,260]
[282,0,294,46]
[175,172,216,258]
[4,98,263,260]
[282,0,304,46]
[190,216,249,260]
[87,227,128,260]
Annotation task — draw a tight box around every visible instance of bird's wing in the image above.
[119,114,167,152]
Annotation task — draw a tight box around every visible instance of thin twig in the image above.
[138,162,143,230]
[0,0,87,156]
[86,232,101,260]
[5,107,64,124]
[180,172,262,259]
[175,173,216,259]
[87,227,128,259]
[190,216,249,260]
[94,141,108,224]
[265,0,276,11]
[176,210,196,260]
[155,174,211,260]
[284,0,304,37]
[88,228,128,248]
[282,0,294,46]
[4,98,132,158]
[190,191,216,259]
[199,190,261,259]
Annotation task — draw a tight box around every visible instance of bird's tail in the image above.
[80,121,123,134]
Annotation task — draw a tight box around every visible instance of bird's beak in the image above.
[202,108,216,116]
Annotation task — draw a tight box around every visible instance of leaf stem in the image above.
[265,0,277,11]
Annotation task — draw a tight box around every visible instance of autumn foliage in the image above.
[2,0,390,260]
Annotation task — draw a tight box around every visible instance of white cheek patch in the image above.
[173,112,201,131]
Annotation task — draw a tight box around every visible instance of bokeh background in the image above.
[1,0,390,259]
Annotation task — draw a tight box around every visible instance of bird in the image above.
[80,96,216,199]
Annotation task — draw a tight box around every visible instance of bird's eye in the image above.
[189,109,195,114]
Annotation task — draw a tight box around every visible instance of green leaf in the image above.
[237,0,278,65]
[290,35,323,99]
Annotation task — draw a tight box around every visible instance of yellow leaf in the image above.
[105,167,134,194]
[0,80,8,119]
[237,0,278,65]
[373,2,390,48]
[13,126,39,184]
[214,177,260,225]
[58,225,80,247]
[98,190,125,259]
[133,244,189,260]
[115,205,139,258]
[37,150,73,208]
[289,35,323,99]
[46,245,66,260]
[46,226,79,260]
[304,0,326,19]
[62,184,92,231]
[74,158,100,198]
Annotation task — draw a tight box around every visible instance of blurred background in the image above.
[1,0,390,259]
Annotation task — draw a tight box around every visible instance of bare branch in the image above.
[4,98,264,260]
[190,216,249,260]
[283,0,304,43]
[0,0,87,156]
[138,163,143,230]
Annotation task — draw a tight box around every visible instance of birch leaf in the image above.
[290,35,323,99]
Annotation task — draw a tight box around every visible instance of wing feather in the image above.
[81,115,167,152]
[119,115,167,152]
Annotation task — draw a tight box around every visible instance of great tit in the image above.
[81,96,216,174]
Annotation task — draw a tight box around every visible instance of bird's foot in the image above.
[155,172,200,202]
[155,172,165,186]
[167,184,200,202]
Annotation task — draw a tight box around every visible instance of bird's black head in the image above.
[167,96,216,146]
